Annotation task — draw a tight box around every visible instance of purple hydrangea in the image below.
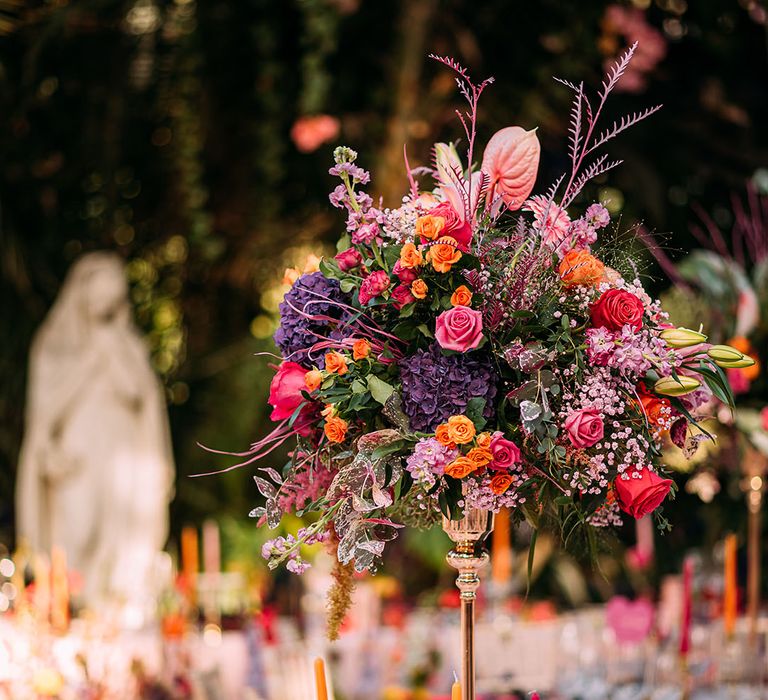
[274,272,350,367]
[399,344,498,432]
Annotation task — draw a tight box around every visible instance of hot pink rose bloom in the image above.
[614,467,673,519]
[489,432,522,471]
[391,283,416,310]
[335,247,362,272]
[393,260,419,284]
[435,305,484,352]
[268,362,306,421]
[290,114,340,153]
[430,201,473,251]
[564,408,604,448]
[358,269,390,306]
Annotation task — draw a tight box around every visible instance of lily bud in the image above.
[716,357,756,369]
[654,375,702,396]
[660,327,708,348]
[707,344,754,368]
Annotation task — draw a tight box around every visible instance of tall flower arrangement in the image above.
[211,45,750,634]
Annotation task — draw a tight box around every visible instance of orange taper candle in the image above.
[451,679,462,700]
[314,657,328,700]
[724,533,738,637]
[491,507,511,587]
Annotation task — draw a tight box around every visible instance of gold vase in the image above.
[442,508,494,700]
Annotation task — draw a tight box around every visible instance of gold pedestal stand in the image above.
[442,508,495,700]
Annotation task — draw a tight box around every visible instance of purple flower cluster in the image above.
[405,438,459,487]
[586,326,673,378]
[261,527,329,574]
[274,272,350,368]
[399,343,498,432]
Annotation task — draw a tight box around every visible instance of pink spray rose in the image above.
[564,408,605,448]
[488,432,522,471]
[335,247,362,271]
[393,260,419,284]
[391,283,416,310]
[429,201,473,251]
[614,467,673,519]
[358,269,390,306]
[435,305,484,352]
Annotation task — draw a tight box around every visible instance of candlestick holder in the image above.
[443,508,494,700]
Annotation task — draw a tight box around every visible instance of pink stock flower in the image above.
[391,283,416,309]
[564,408,605,448]
[481,126,540,210]
[435,305,484,352]
[488,433,522,471]
[429,201,472,251]
[358,269,390,305]
[524,195,571,251]
[290,114,340,153]
[352,222,380,246]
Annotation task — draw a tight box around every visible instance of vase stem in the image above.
[443,509,494,700]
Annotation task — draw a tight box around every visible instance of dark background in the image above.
[1,0,767,590]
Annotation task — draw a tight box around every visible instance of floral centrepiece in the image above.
[223,46,750,636]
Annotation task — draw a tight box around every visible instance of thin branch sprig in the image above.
[555,42,662,209]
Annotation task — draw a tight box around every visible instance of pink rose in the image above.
[614,468,673,519]
[358,269,390,306]
[489,433,522,471]
[564,408,604,448]
[335,247,362,272]
[393,260,419,284]
[391,283,415,310]
[268,362,317,436]
[435,305,484,352]
[430,201,473,251]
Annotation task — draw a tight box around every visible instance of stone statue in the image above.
[16,252,175,611]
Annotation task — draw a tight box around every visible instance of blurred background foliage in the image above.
[1,0,767,593]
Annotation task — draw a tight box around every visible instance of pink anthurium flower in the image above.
[481,126,540,210]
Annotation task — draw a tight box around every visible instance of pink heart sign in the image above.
[605,596,655,644]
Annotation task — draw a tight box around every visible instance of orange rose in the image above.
[450,285,473,306]
[324,415,348,443]
[490,473,514,495]
[304,369,322,392]
[410,279,428,299]
[324,351,348,375]
[639,393,671,427]
[427,237,462,273]
[435,423,456,448]
[727,336,761,380]
[399,242,424,269]
[445,456,478,479]
[352,339,371,360]
[476,432,492,449]
[283,267,301,285]
[415,215,446,241]
[558,249,605,287]
[467,447,494,468]
[446,415,476,445]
